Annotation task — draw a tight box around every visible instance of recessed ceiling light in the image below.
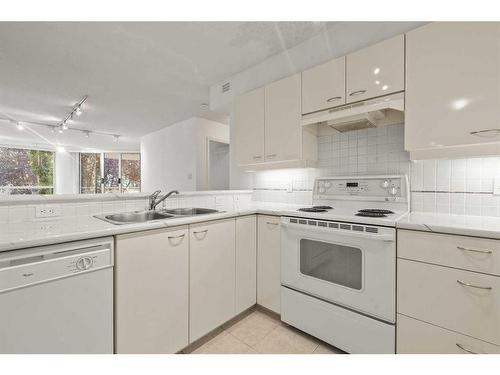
[373,68,380,75]
[382,85,389,91]
[200,103,209,109]
[375,80,380,85]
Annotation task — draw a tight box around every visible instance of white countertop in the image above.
[4,204,500,252]
[397,211,500,240]
[0,202,299,252]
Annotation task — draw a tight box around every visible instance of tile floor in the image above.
[184,307,344,354]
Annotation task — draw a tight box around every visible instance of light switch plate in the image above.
[494,176,500,196]
[35,205,61,218]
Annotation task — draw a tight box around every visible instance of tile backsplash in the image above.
[411,157,500,216]
[252,123,500,216]
[0,192,253,224]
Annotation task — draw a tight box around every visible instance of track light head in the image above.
[16,122,24,131]
[75,106,82,116]
[113,135,120,143]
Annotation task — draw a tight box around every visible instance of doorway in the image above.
[207,139,230,190]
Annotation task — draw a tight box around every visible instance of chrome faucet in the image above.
[149,190,179,210]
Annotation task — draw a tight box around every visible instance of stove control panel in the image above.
[314,175,407,201]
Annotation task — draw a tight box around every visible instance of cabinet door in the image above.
[233,87,265,165]
[189,219,236,342]
[406,22,500,154]
[302,57,346,114]
[115,227,189,353]
[257,215,281,313]
[264,74,302,162]
[346,34,404,103]
[235,215,257,314]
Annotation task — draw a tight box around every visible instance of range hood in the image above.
[301,92,404,132]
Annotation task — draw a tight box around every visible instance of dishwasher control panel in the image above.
[0,242,113,294]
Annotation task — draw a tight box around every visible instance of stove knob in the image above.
[318,187,326,194]
[324,181,331,188]
[381,180,390,189]
[389,186,398,196]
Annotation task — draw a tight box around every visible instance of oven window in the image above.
[299,239,362,290]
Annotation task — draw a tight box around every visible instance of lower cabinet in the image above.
[397,314,500,354]
[189,218,236,342]
[397,229,500,353]
[235,215,257,314]
[114,227,189,354]
[257,215,281,313]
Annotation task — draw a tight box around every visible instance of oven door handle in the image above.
[280,221,395,242]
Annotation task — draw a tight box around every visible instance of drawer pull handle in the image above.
[266,222,279,226]
[266,154,277,158]
[456,343,478,354]
[168,234,185,240]
[193,230,208,235]
[253,155,262,159]
[457,246,492,254]
[326,96,342,102]
[349,90,366,97]
[457,279,493,290]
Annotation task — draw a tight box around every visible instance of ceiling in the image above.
[0,22,337,151]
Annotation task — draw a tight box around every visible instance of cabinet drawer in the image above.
[397,314,500,354]
[398,259,500,344]
[398,229,500,276]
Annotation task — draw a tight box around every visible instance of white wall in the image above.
[55,151,79,194]
[141,117,229,192]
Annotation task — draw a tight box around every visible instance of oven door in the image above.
[281,217,396,323]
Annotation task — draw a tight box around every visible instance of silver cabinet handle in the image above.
[193,229,208,235]
[253,155,262,159]
[349,90,366,96]
[457,246,492,254]
[470,129,500,137]
[266,154,277,158]
[456,343,478,354]
[326,96,342,102]
[168,234,185,240]
[266,222,279,226]
[457,279,493,290]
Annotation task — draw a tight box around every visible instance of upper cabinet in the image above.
[405,22,500,159]
[346,35,405,103]
[265,74,302,162]
[233,87,265,165]
[233,75,317,169]
[302,57,346,114]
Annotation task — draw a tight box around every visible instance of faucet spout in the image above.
[149,190,179,210]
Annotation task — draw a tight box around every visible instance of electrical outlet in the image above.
[35,205,61,218]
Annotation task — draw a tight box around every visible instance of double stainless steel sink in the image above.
[96,207,220,225]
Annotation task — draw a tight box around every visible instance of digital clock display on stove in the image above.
[346,182,359,187]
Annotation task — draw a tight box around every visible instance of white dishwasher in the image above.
[0,237,114,354]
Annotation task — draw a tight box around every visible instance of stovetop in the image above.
[287,175,410,227]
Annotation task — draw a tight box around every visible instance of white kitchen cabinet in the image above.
[346,34,404,103]
[189,218,236,342]
[264,74,302,162]
[115,227,189,354]
[235,215,257,314]
[405,22,500,159]
[257,215,281,313]
[233,87,265,165]
[233,74,317,170]
[302,57,346,114]
[397,229,500,352]
[397,314,500,354]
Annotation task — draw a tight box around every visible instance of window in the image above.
[79,152,140,194]
[0,147,55,195]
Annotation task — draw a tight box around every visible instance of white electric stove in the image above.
[280,175,409,354]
